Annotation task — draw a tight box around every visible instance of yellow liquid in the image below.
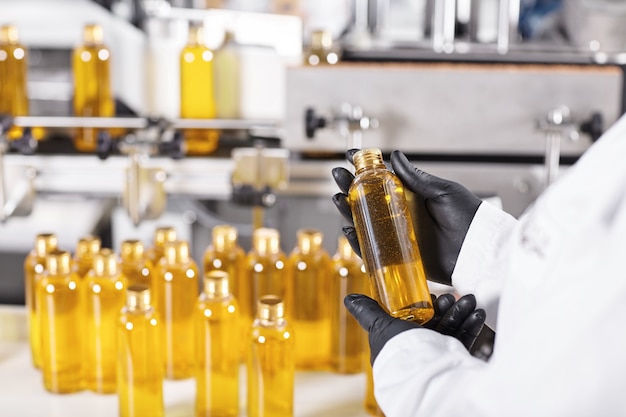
[121,260,152,291]
[74,256,96,280]
[330,259,368,374]
[153,262,199,379]
[38,273,83,393]
[117,306,164,417]
[194,294,240,417]
[287,251,332,370]
[83,273,126,393]
[248,319,295,417]
[365,363,385,417]
[180,43,219,155]
[24,252,46,368]
[203,245,248,320]
[0,41,36,140]
[72,43,115,152]
[247,253,288,318]
[349,167,434,323]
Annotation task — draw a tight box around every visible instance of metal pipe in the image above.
[544,131,561,188]
[0,144,6,222]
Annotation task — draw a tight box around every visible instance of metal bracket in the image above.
[305,103,379,149]
[537,106,580,188]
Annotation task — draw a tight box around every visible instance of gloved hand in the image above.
[345,293,486,364]
[332,149,482,285]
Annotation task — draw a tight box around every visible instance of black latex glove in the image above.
[345,293,486,364]
[332,149,482,285]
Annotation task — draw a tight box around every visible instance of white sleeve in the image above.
[451,201,518,328]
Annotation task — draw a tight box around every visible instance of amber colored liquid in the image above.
[203,245,248,320]
[330,260,368,374]
[121,260,152,291]
[180,43,219,155]
[365,363,385,417]
[287,250,332,370]
[72,43,115,152]
[117,306,164,417]
[24,252,46,368]
[349,168,434,323]
[247,253,288,317]
[74,256,96,280]
[194,294,241,417]
[83,273,127,393]
[153,261,199,379]
[38,272,83,393]
[248,319,295,417]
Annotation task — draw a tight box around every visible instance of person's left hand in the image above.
[345,293,486,364]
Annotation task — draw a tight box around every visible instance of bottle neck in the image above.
[353,148,385,175]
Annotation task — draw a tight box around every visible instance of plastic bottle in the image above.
[146,226,177,269]
[248,295,295,417]
[365,359,385,417]
[72,23,115,152]
[73,235,102,279]
[304,29,340,66]
[287,228,332,370]
[83,248,127,393]
[194,271,240,417]
[24,233,58,369]
[117,285,164,417]
[180,22,219,155]
[247,228,288,318]
[154,240,199,379]
[120,239,152,290]
[348,148,434,323]
[330,235,369,374]
[38,250,83,393]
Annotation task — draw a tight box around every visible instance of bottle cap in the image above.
[252,228,280,256]
[126,284,151,310]
[93,248,118,276]
[353,148,385,174]
[203,270,230,298]
[0,25,19,44]
[45,250,72,275]
[75,235,101,260]
[212,225,237,252]
[154,227,177,248]
[188,22,204,45]
[257,295,284,321]
[297,228,323,254]
[35,233,58,258]
[121,239,144,261]
[311,29,333,50]
[164,240,190,264]
[83,23,103,45]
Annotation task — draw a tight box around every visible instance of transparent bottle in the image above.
[83,248,127,393]
[348,148,434,323]
[180,22,219,156]
[194,271,240,417]
[117,285,164,417]
[38,250,83,393]
[286,228,332,370]
[365,360,385,417]
[73,235,102,279]
[120,239,152,290]
[146,226,177,269]
[304,29,340,66]
[154,240,199,379]
[24,233,58,369]
[72,23,115,152]
[247,228,288,318]
[248,296,295,417]
[330,235,369,374]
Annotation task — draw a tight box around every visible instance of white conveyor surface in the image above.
[0,306,370,417]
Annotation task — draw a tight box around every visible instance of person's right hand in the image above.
[332,149,482,286]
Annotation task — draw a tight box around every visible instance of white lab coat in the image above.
[374,113,626,417]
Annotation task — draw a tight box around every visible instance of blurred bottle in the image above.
[24,233,57,369]
[117,285,164,417]
[286,228,332,370]
[180,22,219,156]
[120,239,152,290]
[194,271,240,417]
[154,240,199,379]
[247,227,288,318]
[72,23,115,152]
[83,248,127,393]
[146,226,177,268]
[38,250,83,393]
[304,29,340,66]
[0,25,43,140]
[248,296,295,417]
[365,359,385,417]
[349,148,434,323]
[73,235,101,279]
[330,235,369,374]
